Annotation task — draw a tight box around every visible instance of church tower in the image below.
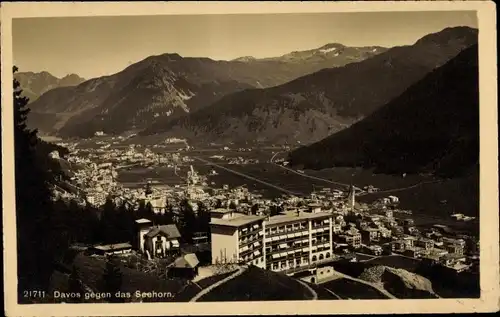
[346,184,355,212]
[145,181,153,199]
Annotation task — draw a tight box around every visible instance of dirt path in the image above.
[324,288,342,299]
[296,279,318,300]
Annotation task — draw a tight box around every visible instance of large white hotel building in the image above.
[210,206,342,273]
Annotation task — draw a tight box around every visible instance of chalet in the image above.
[167,253,200,279]
[136,219,182,259]
[144,225,182,258]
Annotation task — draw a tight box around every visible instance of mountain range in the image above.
[25,44,386,137]
[14,71,85,103]
[145,26,478,145]
[288,43,479,178]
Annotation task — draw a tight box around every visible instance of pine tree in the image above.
[251,203,259,215]
[137,200,147,219]
[196,202,210,234]
[100,256,123,303]
[13,66,62,300]
[101,197,118,243]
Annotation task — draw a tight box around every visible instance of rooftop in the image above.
[135,218,152,224]
[211,208,234,214]
[93,242,132,251]
[145,224,181,239]
[210,213,266,228]
[265,210,332,226]
[171,253,200,269]
[308,203,322,208]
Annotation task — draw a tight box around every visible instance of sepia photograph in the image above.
[1,1,498,316]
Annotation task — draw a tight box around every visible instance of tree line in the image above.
[52,197,211,248]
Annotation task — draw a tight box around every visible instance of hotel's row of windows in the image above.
[266,240,310,254]
[315,245,330,252]
[270,257,309,270]
[240,242,263,256]
[241,253,264,263]
[239,231,263,246]
[312,219,330,228]
[267,250,309,261]
[249,257,265,266]
[312,235,330,245]
[239,222,263,236]
[267,252,333,270]
[262,217,334,236]
[312,231,330,240]
[266,234,309,247]
[265,221,308,236]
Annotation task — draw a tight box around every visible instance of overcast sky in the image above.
[13,11,478,79]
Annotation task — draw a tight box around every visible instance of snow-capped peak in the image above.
[319,47,337,54]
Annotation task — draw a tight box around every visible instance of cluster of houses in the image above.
[59,140,477,278]
[208,186,477,275]
[70,180,476,284]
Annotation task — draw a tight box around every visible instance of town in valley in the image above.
[39,132,479,302]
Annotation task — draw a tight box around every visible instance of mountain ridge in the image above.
[142,26,478,145]
[14,71,85,103]
[288,43,479,178]
[25,43,387,137]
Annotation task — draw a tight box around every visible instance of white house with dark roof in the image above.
[135,218,182,259]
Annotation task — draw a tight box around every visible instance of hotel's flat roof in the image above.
[210,213,266,227]
[266,211,332,226]
[210,208,234,214]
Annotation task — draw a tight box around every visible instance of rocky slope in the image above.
[26,44,385,137]
[288,43,479,178]
[145,26,478,145]
[359,265,438,299]
[14,71,85,102]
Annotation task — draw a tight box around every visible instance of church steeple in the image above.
[346,183,355,212]
[145,181,153,196]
